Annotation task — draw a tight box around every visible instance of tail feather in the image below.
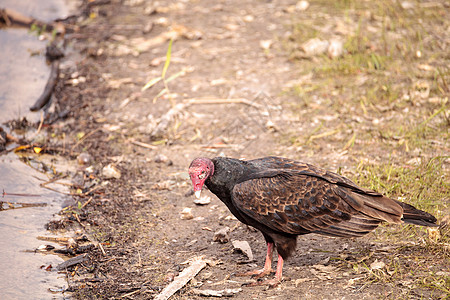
[396,201,438,227]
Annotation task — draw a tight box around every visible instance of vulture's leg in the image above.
[236,242,274,278]
[242,254,284,287]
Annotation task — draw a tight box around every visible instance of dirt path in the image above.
[37,0,449,299]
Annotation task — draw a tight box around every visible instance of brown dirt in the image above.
[34,0,449,299]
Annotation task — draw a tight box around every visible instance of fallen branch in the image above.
[80,197,93,209]
[37,236,86,243]
[28,112,44,140]
[192,288,242,297]
[56,253,88,270]
[184,98,262,109]
[2,189,41,197]
[200,144,242,149]
[98,242,107,256]
[154,257,209,300]
[70,128,102,154]
[30,60,60,111]
[0,8,69,33]
[130,139,158,150]
[0,201,47,211]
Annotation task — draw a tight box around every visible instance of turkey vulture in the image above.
[188,156,438,287]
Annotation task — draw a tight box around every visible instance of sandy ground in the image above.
[7,0,449,299]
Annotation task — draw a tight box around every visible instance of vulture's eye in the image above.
[198,171,206,179]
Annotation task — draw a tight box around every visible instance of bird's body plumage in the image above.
[189,156,437,286]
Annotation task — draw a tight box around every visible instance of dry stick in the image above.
[40,184,74,196]
[37,236,77,243]
[184,98,262,109]
[81,185,103,197]
[38,175,68,187]
[1,202,47,210]
[200,144,241,149]
[130,140,157,150]
[74,213,85,228]
[28,112,45,141]
[120,289,141,299]
[70,128,101,154]
[30,60,60,111]
[154,258,208,300]
[2,189,41,197]
[0,8,64,32]
[80,197,93,209]
[98,242,106,256]
[56,254,88,271]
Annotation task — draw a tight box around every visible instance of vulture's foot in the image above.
[242,277,281,288]
[235,268,274,279]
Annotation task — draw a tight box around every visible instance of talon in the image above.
[240,278,281,287]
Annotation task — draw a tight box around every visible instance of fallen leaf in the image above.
[232,240,253,261]
[33,147,42,154]
[213,227,230,243]
[180,207,193,220]
[370,259,386,270]
[192,288,242,297]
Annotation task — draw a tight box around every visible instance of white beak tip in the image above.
[194,190,202,199]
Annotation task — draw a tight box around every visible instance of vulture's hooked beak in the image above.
[195,190,202,199]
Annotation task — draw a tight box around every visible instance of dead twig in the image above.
[30,60,60,112]
[70,128,102,154]
[74,213,85,228]
[120,289,141,298]
[154,257,209,300]
[80,197,93,209]
[38,175,69,188]
[130,139,157,150]
[98,242,107,256]
[2,189,41,197]
[40,184,74,196]
[200,144,241,149]
[56,253,88,270]
[37,236,85,243]
[28,112,45,141]
[0,201,47,211]
[0,8,71,33]
[184,97,262,109]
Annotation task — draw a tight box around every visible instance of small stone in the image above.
[243,15,254,22]
[401,1,415,9]
[232,240,253,261]
[370,260,386,270]
[328,38,344,58]
[295,0,309,11]
[102,164,121,179]
[194,195,211,205]
[213,227,230,243]
[302,38,329,56]
[180,207,194,220]
[77,152,92,165]
[164,272,176,283]
[260,39,273,50]
[154,154,169,163]
[427,227,441,243]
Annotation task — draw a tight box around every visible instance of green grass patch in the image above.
[354,156,449,218]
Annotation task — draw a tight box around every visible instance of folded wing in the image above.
[232,165,407,238]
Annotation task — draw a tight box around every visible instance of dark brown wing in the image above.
[232,171,404,238]
[248,156,381,196]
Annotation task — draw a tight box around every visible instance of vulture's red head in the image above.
[188,157,214,199]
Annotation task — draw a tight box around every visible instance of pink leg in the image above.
[243,254,284,288]
[236,242,274,278]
